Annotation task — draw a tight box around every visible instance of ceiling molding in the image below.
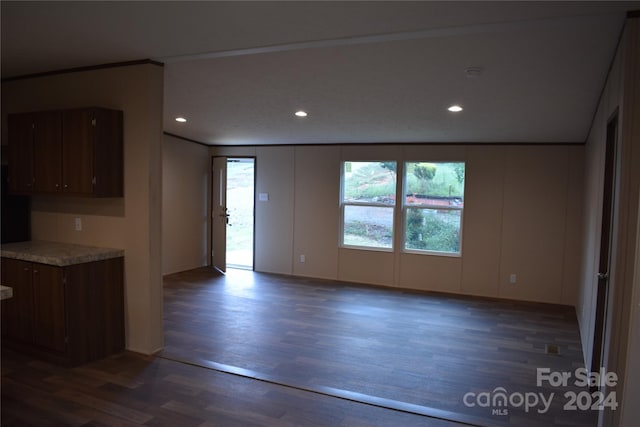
[158,13,614,64]
[206,141,586,149]
[1,59,163,83]
[163,132,210,148]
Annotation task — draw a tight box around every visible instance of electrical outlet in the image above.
[300,254,306,263]
[74,217,82,231]
[509,274,517,284]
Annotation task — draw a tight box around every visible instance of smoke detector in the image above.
[465,67,483,78]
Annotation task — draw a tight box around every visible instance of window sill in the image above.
[402,249,462,258]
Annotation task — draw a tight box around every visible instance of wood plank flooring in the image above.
[1,267,598,426]
[1,348,462,426]
[161,268,598,427]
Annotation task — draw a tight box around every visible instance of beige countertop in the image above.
[0,285,13,300]
[1,241,124,267]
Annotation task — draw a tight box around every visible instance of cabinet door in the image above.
[31,264,66,353]
[7,113,34,193]
[92,109,124,197]
[33,111,63,193]
[0,258,33,342]
[62,109,94,195]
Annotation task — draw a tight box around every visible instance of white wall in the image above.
[1,63,165,355]
[212,143,584,305]
[255,146,295,274]
[576,27,624,373]
[293,146,340,279]
[162,134,210,275]
[498,146,571,302]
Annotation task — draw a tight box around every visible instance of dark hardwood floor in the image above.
[161,268,597,427]
[1,348,462,427]
[1,267,597,426]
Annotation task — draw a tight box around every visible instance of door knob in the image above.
[597,272,609,280]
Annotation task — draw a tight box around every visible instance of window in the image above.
[339,161,465,256]
[341,161,397,249]
[404,162,465,255]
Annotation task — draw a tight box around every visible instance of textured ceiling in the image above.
[2,1,639,145]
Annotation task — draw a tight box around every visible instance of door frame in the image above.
[210,156,257,271]
[591,109,619,379]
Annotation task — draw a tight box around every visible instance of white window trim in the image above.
[401,161,465,257]
[339,161,397,251]
[339,160,465,255]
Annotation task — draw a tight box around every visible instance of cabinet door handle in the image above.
[23,267,30,271]
[33,269,38,274]
[64,184,69,189]
[55,183,60,188]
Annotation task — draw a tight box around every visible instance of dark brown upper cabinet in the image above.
[7,113,35,193]
[34,111,63,193]
[7,107,123,197]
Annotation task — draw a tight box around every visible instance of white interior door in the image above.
[212,156,228,272]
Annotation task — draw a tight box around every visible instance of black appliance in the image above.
[1,164,31,243]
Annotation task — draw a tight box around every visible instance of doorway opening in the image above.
[225,158,255,270]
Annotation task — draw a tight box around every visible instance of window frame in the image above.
[401,161,465,257]
[339,160,397,252]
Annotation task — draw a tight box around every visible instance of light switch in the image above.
[74,217,82,231]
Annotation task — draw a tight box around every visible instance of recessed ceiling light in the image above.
[448,105,463,112]
[295,111,308,117]
[175,117,187,122]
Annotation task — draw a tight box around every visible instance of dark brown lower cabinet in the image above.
[31,263,66,353]
[0,257,124,366]
[1,259,34,342]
